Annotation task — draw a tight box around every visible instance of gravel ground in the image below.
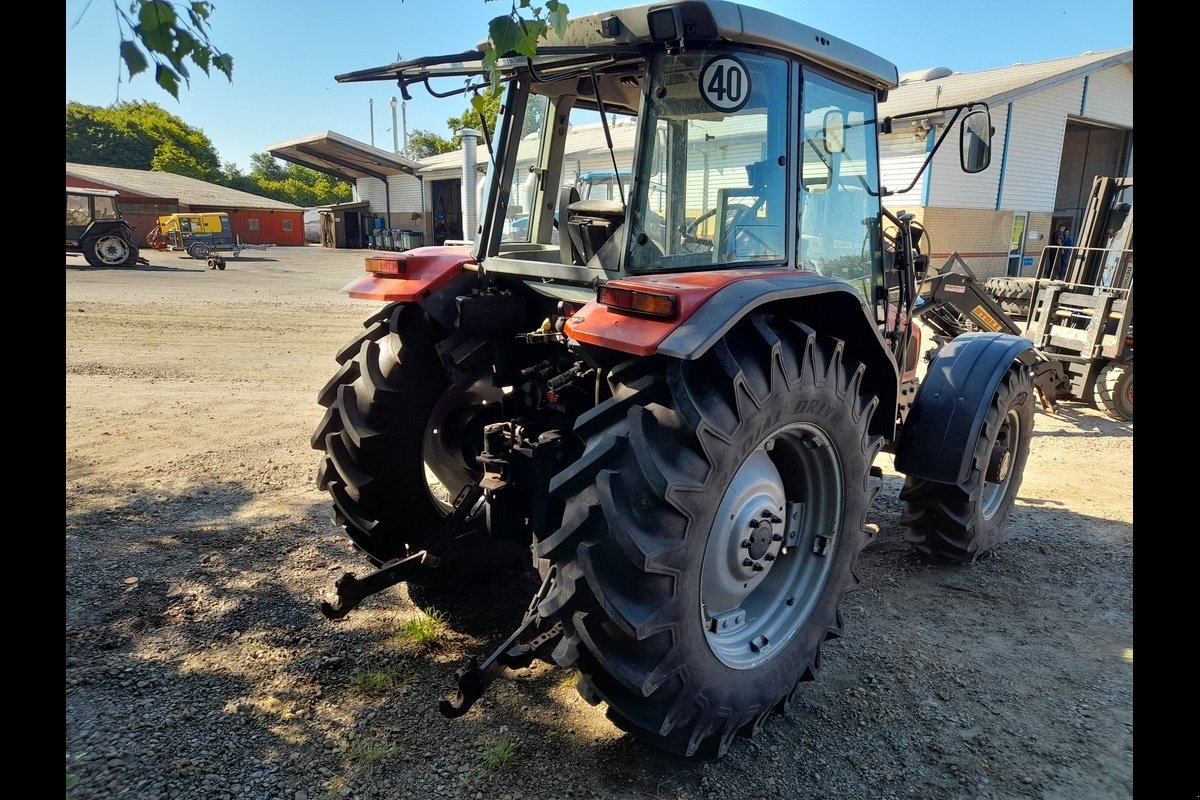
[66,246,1133,800]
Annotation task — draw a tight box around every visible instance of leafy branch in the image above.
[112,0,233,99]
[475,0,568,113]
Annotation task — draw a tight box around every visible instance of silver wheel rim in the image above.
[95,235,130,265]
[980,408,1020,519]
[700,422,844,670]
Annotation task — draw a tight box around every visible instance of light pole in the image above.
[369,98,375,147]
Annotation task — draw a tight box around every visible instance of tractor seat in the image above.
[565,199,625,265]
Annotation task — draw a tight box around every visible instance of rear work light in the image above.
[597,285,677,319]
[364,255,407,275]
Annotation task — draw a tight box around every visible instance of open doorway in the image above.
[430,179,463,245]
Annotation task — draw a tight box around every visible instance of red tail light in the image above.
[364,255,407,275]
[597,286,677,319]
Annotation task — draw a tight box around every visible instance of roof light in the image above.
[597,285,677,318]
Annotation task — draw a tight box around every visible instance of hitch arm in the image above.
[319,550,436,620]
[438,567,563,718]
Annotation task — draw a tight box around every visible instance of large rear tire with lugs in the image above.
[537,313,882,758]
[899,360,1034,562]
[311,302,502,568]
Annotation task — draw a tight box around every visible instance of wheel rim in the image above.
[700,422,843,670]
[421,377,504,512]
[981,408,1021,519]
[94,235,130,265]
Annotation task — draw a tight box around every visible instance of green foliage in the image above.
[346,665,406,697]
[394,608,447,650]
[110,1,233,99]
[481,1,570,96]
[66,101,350,206]
[407,129,457,159]
[339,739,399,781]
[448,92,502,139]
[67,100,221,177]
[480,737,518,772]
[66,774,79,799]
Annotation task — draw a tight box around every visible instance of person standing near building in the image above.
[1058,227,1074,280]
[1048,225,1065,279]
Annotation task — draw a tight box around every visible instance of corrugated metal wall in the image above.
[355,174,425,228]
[988,82,1082,211]
[878,133,928,208]
[1082,66,1133,128]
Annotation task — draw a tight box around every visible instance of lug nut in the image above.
[748,519,761,529]
[743,558,754,567]
[772,533,783,542]
[763,553,775,562]
[751,563,764,572]
[741,539,752,549]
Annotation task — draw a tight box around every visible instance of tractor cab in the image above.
[339,0,991,323]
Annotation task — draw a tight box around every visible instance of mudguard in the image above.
[894,332,1037,485]
[342,246,475,303]
[565,269,899,438]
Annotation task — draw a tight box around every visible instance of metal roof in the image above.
[879,48,1132,118]
[65,163,302,210]
[267,131,422,182]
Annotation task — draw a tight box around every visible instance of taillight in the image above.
[597,285,677,318]
[364,255,406,275]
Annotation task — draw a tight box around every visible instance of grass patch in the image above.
[480,737,518,772]
[341,739,399,780]
[558,670,579,688]
[346,665,406,697]
[393,608,448,650]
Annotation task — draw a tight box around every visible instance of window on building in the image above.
[248,218,261,231]
[281,219,293,232]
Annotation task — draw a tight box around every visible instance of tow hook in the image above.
[319,550,438,620]
[438,568,563,718]
[318,483,487,620]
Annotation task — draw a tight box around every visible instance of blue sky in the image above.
[65,0,1133,171]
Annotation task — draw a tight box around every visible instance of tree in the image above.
[66,100,221,178]
[407,129,457,159]
[479,0,570,101]
[99,0,234,99]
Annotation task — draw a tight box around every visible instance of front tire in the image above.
[538,314,882,758]
[1093,361,1132,421]
[899,360,1034,561]
[311,303,502,567]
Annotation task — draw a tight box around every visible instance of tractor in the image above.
[311,0,1054,758]
[66,187,143,267]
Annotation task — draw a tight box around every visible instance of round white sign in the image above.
[698,56,752,113]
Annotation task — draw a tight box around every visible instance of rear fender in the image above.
[894,332,1037,484]
[566,269,899,439]
[343,246,476,302]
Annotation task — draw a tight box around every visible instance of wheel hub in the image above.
[700,423,844,670]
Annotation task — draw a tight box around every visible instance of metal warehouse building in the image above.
[65,163,306,248]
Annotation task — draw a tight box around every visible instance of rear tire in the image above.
[899,360,1034,561]
[538,313,881,758]
[188,241,211,260]
[84,233,136,267]
[311,303,503,570]
[1093,362,1132,421]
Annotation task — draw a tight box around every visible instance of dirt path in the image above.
[66,247,1133,800]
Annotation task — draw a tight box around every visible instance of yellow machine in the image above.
[147,212,241,266]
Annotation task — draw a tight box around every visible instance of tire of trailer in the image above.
[189,241,211,260]
[1093,362,1133,422]
[537,313,881,758]
[311,302,503,573]
[899,360,1034,562]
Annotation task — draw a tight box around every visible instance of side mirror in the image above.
[960,108,992,173]
[823,109,845,154]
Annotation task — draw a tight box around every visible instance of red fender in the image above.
[343,246,475,302]
[565,267,811,357]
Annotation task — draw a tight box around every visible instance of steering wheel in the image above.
[680,205,776,259]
